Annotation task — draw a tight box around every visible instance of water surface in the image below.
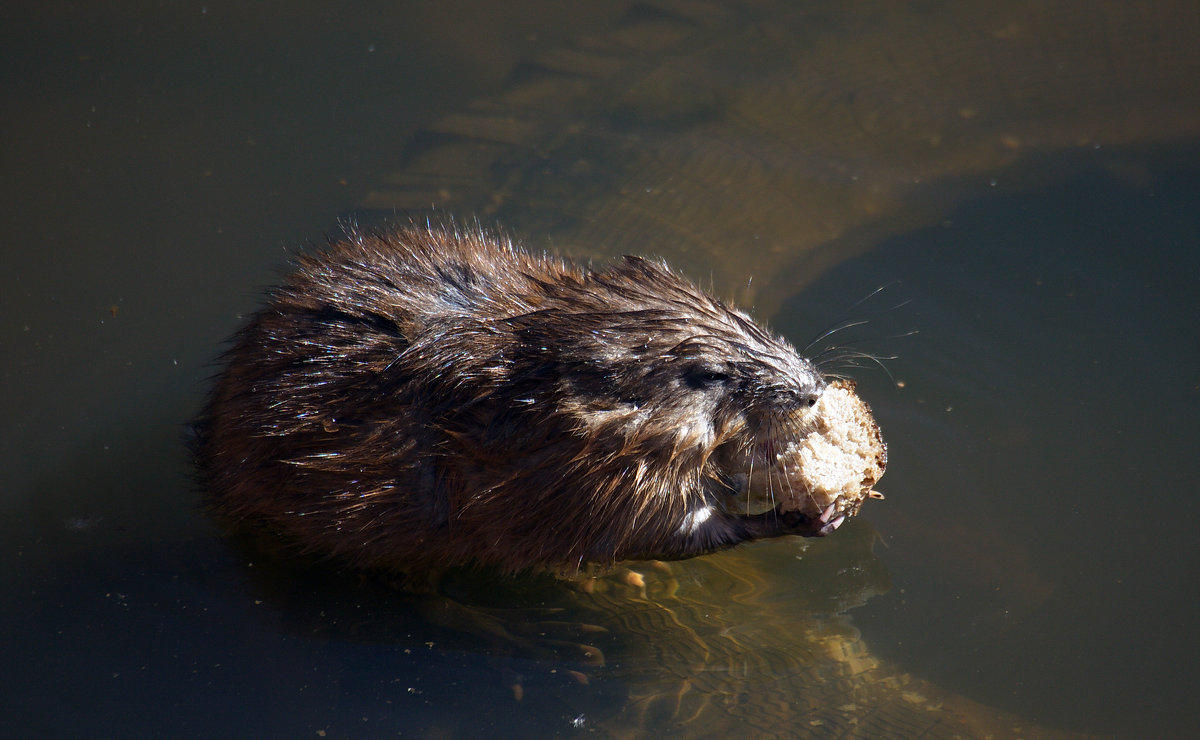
[3,1,1198,737]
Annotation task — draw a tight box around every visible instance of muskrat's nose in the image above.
[777,386,820,411]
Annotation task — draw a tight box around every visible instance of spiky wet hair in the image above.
[198,225,828,572]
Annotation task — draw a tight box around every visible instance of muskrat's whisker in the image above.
[803,319,871,355]
[814,348,898,382]
[811,344,898,366]
[744,437,759,514]
[847,280,905,312]
[803,280,909,357]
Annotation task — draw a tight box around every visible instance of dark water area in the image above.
[3,1,1200,738]
[779,153,1200,736]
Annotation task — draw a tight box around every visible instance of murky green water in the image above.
[782,156,1200,736]
[3,1,1198,737]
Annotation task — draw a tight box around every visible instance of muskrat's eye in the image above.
[682,365,730,389]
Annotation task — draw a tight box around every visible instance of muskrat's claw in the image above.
[813,503,846,536]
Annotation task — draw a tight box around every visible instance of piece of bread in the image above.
[729,379,887,519]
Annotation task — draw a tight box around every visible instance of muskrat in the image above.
[196,225,885,573]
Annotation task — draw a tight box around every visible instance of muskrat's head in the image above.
[489,255,883,539]
[586,256,823,452]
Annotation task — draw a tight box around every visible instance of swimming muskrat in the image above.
[196,226,885,573]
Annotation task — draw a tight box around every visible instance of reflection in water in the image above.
[7,513,1109,737]
[244,527,896,737]
[8,519,1088,738]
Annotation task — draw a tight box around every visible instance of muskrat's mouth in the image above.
[747,438,783,467]
[716,380,887,524]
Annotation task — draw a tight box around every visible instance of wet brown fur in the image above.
[196,225,830,573]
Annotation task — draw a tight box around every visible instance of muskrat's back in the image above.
[197,226,884,573]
